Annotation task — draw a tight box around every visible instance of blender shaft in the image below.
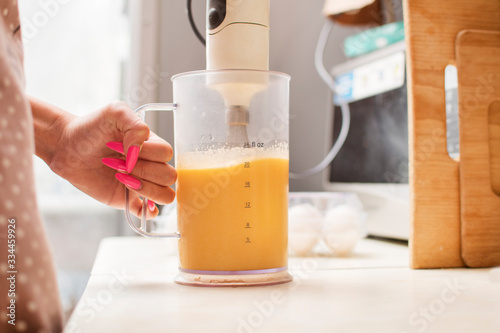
[226,105,249,145]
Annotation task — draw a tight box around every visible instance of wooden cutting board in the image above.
[456,30,500,267]
[403,0,500,268]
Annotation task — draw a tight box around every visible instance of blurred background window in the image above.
[19,0,130,320]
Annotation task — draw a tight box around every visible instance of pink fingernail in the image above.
[148,200,156,212]
[106,141,124,154]
[126,145,140,173]
[115,173,142,190]
[102,158,126,172]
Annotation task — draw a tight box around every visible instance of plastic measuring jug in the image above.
[125,69,292,286]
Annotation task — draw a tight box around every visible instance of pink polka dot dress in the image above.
[0,1,63,332]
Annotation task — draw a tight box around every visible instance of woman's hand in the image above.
[32,98,176,218]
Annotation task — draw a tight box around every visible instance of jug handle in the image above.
[124,103,180,238]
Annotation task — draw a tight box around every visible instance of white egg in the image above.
[288,204,323,256]
[322,204,360,256]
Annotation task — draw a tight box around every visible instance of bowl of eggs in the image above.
[288,192,365,257]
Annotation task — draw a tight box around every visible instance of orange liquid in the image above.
[176,157,288,271]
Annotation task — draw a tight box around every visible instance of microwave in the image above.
[323,40,460,241]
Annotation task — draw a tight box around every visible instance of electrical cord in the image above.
[186,0,206,46]
[289,20,351,179]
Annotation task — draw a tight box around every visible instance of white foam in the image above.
[177,144,288,170]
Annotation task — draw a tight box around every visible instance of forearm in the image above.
[30,96,75,165]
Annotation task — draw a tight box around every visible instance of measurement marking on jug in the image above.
[244,182,251,188]
[245,202,251,209]
[244,142,265,148]
[245,222,251,229]
[245,237,252,244]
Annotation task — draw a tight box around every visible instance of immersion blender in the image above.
[206,0,270,144]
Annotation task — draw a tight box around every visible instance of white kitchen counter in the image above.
[64,237,500,333]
